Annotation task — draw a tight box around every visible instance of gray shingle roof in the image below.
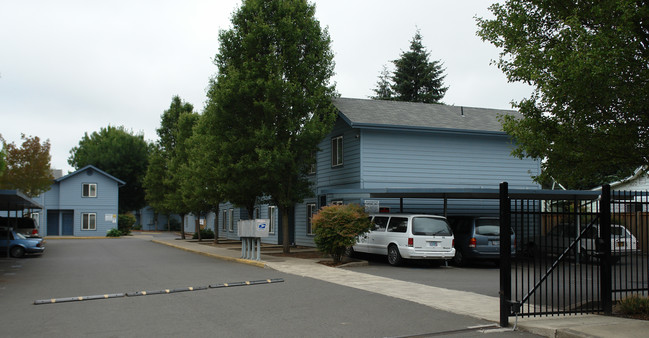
[332,97,518,133]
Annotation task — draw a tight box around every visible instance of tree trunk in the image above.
[213,205,220,244]
[153,212,158,231]
[195,216,201,242]
[180,213,186,239]
[282,207,291,253]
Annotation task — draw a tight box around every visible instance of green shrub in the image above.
[132,224,142,231]
[615,296,649,316]
[118,213,136,235]
[312,204,372,264]
[193,228,215,239]
[106,228,122,237]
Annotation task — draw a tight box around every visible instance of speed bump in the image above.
[34,278,284,305]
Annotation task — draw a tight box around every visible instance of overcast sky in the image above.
[0,0,532,174]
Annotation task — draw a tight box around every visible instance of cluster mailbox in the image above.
[237,219,270,238]
[237,219,269,261]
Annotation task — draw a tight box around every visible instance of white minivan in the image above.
[351,214,455,266]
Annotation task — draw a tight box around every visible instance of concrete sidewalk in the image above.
[145,235,648,338]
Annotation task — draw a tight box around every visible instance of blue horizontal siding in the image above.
[360,129,539,189]
[316,117,360,190]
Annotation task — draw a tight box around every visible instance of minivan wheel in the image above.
[345,246,355,258]
[387,245,403,266]
[10,246,25,258]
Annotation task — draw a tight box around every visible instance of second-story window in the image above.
[82,183,97,197]
[308,151,317,175]
[331,136,343,167]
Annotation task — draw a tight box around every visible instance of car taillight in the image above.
[32,229,39,235]
[469,238,477,248]
[408,238,413,247]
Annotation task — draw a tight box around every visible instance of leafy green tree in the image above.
[477,0,649,189]
[186,114,225,243]
[68,126,149,212]
[143,96,196,237]
[0,134,53,197]
[0,144,6,177]
[169,112,201,240]
[165,105,199,240]
[311,204,372,264]
[373,31,448,103]
[142,144,170,230]
[207,0,337,253]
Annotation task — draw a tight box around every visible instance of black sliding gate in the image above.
[500,183,649,326]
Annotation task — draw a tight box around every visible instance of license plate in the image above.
[491,241,500,246]
[429,241,438,247]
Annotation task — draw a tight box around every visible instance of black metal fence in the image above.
[499,183,649,327]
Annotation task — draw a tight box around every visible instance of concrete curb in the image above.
[43,236,119,240]
[151,239,267,268]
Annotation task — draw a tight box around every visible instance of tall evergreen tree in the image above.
[373,31,448,103]
[205,0,337,253]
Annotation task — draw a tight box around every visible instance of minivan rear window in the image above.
[475,219,500,236]
[412,217,452,236]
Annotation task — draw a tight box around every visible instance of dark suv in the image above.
[448,217,514,266]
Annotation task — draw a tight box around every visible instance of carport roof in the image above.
[0,190,43,211]
[321,187,602,200]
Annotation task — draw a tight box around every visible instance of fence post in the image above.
[601,184,612,315]
[500,182,512,327]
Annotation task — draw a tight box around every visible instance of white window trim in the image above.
[331,136,343,167]
[82,213,96,231]
[222,210,227,231]
[82,183,97,198]
[306,203,316,236]
[331,200,343,206]
[308,151,317,175]
[268,206,277,234]
[228,208,234,232]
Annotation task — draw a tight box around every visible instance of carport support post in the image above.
[600,184,612,315]
[499,182,512,327]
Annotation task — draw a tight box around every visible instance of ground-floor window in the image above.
[222,210,227,231]
[82,213,96,231]
[268,206,276,234]
[306,203,316,235]
[228,209,234,232]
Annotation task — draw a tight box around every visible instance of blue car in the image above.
[0,227,45,258]
[448,217,514,266]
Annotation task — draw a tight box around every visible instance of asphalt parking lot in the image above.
[0,237,539,337]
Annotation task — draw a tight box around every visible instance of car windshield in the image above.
[412,217,452,236]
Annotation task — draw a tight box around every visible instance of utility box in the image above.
[237,219,270,238]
